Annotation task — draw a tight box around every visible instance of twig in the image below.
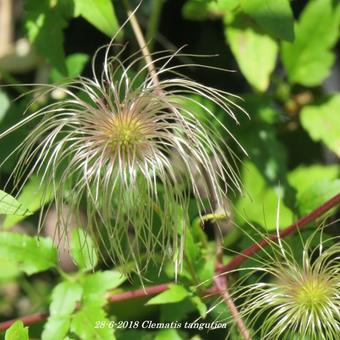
[214,275,252,340]
[108,283,169,303]
[127,9,160,87]
[218,193,340,274]
[214,217,251,339]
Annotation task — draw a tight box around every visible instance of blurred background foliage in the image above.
[0,0,339,339]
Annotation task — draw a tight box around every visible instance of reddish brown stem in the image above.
[0,284,170,332]
[214,276,252,340]
[108,283,170,303]
[0,312,48,331]
[218,193,340,274]
[0,193,339,332]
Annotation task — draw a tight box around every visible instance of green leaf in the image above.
[288,164,339,196]
[0,232,57,275]
[147,285,190,305]
[50,281,83,316]
[3,176,53,229]
[71,304,115,340]
[81,271,126,307]
[297,180,340,216]
[281,0,340,86]
[70,228,98,271]
[0,258,20,282]
[0,190,31,217]
[25,0,68,74]
[183,0,240,21]
[300,95,340,157]
[190,295,207,318]
[236,161,294,229]
[288,164,340,216]
[225,13,278,91]
[0,90,10,124]
[74,0,120,37]
[51,53,89,82]
[5,320,28,340]
[42,282,83,340]
[241,0,294,41]
[237,118,296,208]
[41,317,70,340]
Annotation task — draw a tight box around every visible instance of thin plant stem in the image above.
[214,275,252,340]
[214,216,251,340]
[218,193,340,274]
[127,9,160,87]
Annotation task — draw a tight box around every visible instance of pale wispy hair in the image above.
[0,24,247,273]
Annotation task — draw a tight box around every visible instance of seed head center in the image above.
[111,115,144,148]
[295,276,330,309]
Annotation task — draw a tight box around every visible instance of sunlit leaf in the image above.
[0,190,31,217]
[183,0,240,20]
[74,0,120,37]
[81,271,126,307]
[225,13,278,91]
[71,304,115,340]
[3,176,53,229]
[300,95,340,157]
[0,232,57,275]
[5,320,28,340]
[147,285,190,305]
[25,0,68,74]
[288,164,340,216]
[281,0,340,86]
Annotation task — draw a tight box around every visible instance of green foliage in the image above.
[281,0,340,86]
[288,164,340,215]
[25,0,70,74]
[51,53,89,82]
[70,228,98,271]
[236,161,294,229]
[71,304,115,340]
[5,321,29,340]
[0,190,31,217]
[300,95,340,157]
[0,1,339,339]
[80,271,126,306]
[183,0,240,20]
[147,285,190,305]
[241,0,294,42]
[3,176,53,228]
[74,0,120,37]
[225,13,278,91]
[42,282,83,340]
[0,232,57,275]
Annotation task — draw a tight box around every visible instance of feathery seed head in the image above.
[232,234,340,339]
[0,41,246,274]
